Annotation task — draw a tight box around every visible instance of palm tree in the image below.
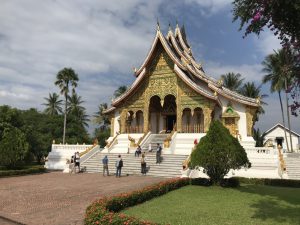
[221,72,244,92]
[68,93,85,115]
[43,93,63,115]
[253,128,266,147]
[55,68,79,144]
[262,48,296,151]
[113,86,128,98]
[239,82,268,121]
[93,103,110,130]
[67,93,90,128]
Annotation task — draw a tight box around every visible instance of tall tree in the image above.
[239,82,268,121]
[262,49,296,151]
[232,0,300,49]
[43,93,63,115]
[113,85,128,98]
[221,72,244,92]
[54,68,79,144]
[232,0,300,116]
[68,93,90,128]
[93,103,110,129]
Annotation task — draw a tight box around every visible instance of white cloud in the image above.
[183,0,230,15]
[204,61,263,82]
[0,0,162,121]
[254,31,282,56]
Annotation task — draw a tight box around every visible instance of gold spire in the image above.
[156,18,160,31]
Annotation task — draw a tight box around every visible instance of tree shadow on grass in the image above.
[238,185,300,224]
[249,199,300,224]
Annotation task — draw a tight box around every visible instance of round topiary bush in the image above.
[190,120,251,184]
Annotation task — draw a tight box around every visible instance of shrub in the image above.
[220,178,240,188]
[190,120,251,184]
[0,165,46,177]
[190,178,212,186]
[237,177,300,188]
[85,178,189,225]
[0,124,29,168]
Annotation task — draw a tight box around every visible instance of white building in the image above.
[264,123,300,152]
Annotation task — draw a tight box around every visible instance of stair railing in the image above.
[277,145,286,178]
[105,133,119,151]
[163,130,176,148]
[182,143,198,169]
[79,140,98,157]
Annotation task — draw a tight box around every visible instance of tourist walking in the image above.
[141,153,147,175]
[135,145,142,157]
[102,155,109,176]
[75,152,80,173]
[156,143,162,164]
[115,155,123,177]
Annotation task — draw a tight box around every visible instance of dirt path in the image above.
[0,172,166,225]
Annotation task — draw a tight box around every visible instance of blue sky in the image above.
[0,0,299,133]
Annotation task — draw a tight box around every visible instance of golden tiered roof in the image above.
[105,23,259,113]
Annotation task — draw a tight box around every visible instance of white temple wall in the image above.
[219,96,248,139]
[114,111,120,136]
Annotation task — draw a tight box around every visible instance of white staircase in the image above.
[81,151,188,178]
[285,153,300,180]
[141,134,168,152]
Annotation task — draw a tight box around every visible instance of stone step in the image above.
[82,150,188,178]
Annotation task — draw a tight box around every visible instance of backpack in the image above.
[119,159,123,168]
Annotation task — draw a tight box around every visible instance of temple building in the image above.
[47,23,299,180]
[104,23,260,150]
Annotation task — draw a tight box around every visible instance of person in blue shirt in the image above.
[102,155,109,176]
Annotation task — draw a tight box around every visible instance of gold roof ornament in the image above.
[214,91,218,96]
[133,67,137,73]
[156,19,160,31]
[217,79,223,87]
[168,22,172,31]
[256,96,261,104]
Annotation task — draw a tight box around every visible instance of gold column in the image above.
[246,106,256,136]
[203,107,213,133]
[110,117,115,136]
[143,100,149,133]
[120,109,127,134]
[176,108,182,132]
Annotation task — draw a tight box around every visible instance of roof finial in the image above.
[176,19,179,29]
[156,18,160,31]
[168,22,172,31]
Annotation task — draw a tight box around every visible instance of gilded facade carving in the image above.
[115,47,216,134]
[246,106,256,136]
[203,107,213,132]
[110,117,115,137]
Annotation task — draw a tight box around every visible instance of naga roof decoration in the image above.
[107,23,259,112]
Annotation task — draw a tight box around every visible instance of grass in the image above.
[122,185,300,225]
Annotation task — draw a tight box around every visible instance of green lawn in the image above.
[123,185,300,225]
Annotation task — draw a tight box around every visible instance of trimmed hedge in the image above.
[237,177,300,188]
[0,165,46,177]
[85,178,189,225]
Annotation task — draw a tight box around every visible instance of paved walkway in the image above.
[0,172,166,225]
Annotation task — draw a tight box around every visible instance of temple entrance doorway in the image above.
[162,95,177,133]
[149,94,177,133]
[166,115,176,132]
